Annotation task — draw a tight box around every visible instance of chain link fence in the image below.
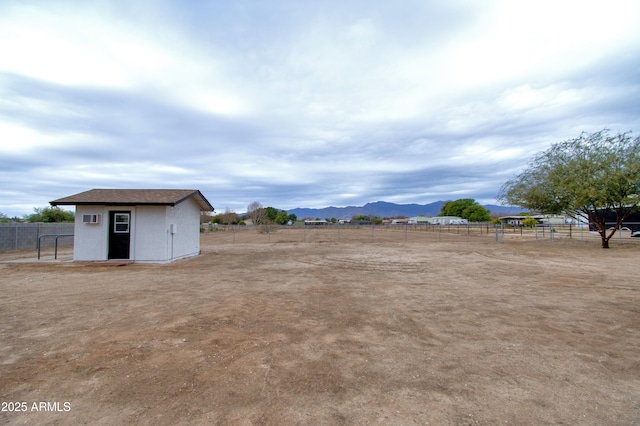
[202,223,497,244]
[0,223,75,252]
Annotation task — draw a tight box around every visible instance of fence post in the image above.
[495,224,504,242]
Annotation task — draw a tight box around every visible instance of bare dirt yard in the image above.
[1,230,639,425]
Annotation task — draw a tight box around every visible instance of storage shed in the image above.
[50,189,214,263]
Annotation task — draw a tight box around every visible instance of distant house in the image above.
[499,215,544,226]
[382,218,409,225]
[407,216,467,225]
[50,189,214,263]
[538,215,571,226]
[429,216,466,225]
[304,219,329,226]
[498,214,569,227]
[407,216,431,225]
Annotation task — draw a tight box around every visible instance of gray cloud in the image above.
[1,1,639,216]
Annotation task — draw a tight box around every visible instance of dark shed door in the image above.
[108,211,131,259]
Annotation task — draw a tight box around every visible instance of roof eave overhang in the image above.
[51,202,176,206]
[51,192,214,212]
[180,190,215,211]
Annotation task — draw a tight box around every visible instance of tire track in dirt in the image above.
[296,255,428,273]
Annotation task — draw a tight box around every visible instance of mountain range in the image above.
[286,201,522,220]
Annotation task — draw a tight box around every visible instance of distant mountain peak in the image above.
[286,201,521,220]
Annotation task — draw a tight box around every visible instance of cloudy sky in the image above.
[1,1,639,217]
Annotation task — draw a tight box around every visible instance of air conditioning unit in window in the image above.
[82,214,101,224]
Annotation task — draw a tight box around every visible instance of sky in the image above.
[1,0,639,217]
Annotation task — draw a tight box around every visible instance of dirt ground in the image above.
[1,231,639,425]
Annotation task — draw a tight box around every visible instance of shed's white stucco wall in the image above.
[166,197,201,261]
[73,205,109,261]
[132,206,168,262]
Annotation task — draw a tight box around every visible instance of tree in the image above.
[439,198,491,222]
[200,211,214,224]
[0,213,23,223]
[213,209,240,225]
[25,206,74,223]
[273,210,289,225]
[499,130,640,248]
[263,207,293,225]
[440,198,473,217]
[264,207,280,222]
[246,201,268,225]
[462,204,492,222]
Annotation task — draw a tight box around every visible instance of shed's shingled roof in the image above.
[50,189,214,211]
